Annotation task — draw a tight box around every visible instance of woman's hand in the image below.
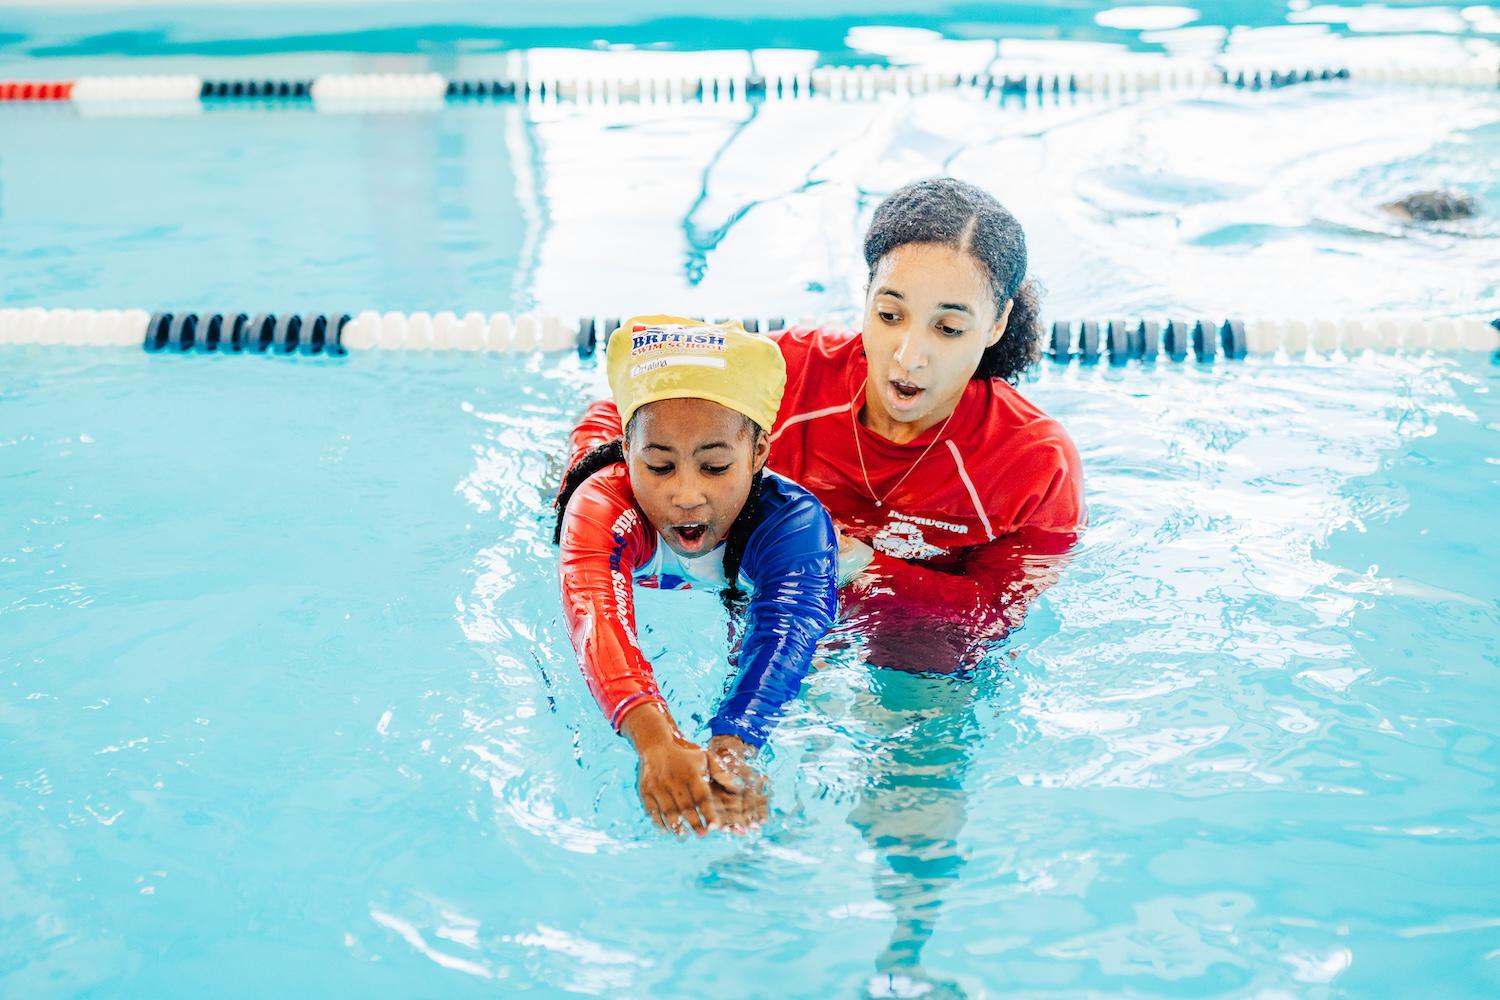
[619,702,726,836]
[707,734,769,829]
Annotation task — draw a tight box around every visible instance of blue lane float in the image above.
[143,311,352,355]
[1,309,1495,360]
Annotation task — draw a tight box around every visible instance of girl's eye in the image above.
[878,310,900,324]
[704,464,732,476]
[939,324,965,337]
[645,464,672,475]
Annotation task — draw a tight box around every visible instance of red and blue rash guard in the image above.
[557,405,838,747]
[571,327,1085,671]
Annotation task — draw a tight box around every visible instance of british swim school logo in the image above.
[629,324,727,357]
[629,324,728,377]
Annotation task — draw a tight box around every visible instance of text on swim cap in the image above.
[630,324,727,357]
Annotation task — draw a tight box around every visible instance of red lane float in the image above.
[0,81,73,101]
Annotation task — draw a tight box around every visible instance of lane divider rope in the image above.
[0,81,73,101]
[1,62,1494,111]
[0,308,1494,360]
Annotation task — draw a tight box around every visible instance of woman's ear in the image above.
[751,428,771,473]
[987,298,1014,349]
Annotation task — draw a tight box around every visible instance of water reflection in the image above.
[517,35,1496,324]
[846,670,983,997]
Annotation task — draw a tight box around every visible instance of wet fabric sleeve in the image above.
[992,434,1087,536]
[566,399,627,471]
[708,491,840,747]
[556,467,665,732]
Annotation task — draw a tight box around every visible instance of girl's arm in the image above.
[557,465,749,834]
[557,466,664,727]
[709,487,840,747]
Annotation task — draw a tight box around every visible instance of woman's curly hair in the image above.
[863,177,1044,384]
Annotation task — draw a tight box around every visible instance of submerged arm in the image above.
[556,462,755,835]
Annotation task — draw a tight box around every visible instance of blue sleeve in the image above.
[709,482,839,747]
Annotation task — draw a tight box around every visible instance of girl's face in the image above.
[861,242,1012,437]
[626,398,769,557]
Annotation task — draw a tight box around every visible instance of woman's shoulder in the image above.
[769,324,862,364]
[769,326,863,417]
[972,378,1075,450]
[959,379,1084,529]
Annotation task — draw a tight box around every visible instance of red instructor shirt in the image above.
[767,325,1083,557]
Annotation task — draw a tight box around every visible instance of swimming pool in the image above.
[3,4,1499,997]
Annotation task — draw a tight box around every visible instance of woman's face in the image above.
[626,398,769,557]
[861,242,1010,436]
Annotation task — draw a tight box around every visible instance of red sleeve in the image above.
[1007,432,1086,534]
[566,399,625,472]
[557,464,664,730]
[765,324,846,426]
[848,526,1077,672]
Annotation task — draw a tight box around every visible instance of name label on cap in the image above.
[630,355,727,378]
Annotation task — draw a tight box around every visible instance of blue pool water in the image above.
[3,3,1500,997]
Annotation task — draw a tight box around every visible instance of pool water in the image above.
[5,348,1497,996]
[3,4,1500,997]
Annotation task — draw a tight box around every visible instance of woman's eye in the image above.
[645,464,672,475]
[704,464,732,476]
[878,311,900,324]
[939,324,965,337]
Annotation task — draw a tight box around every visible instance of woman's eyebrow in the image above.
[877,286,971,314]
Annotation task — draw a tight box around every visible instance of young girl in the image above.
[554,316,839,836]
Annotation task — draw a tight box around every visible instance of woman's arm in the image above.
[566,399,626,470]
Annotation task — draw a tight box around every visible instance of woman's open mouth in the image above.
[888,379,925,409]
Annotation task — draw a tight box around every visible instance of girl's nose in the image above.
[671,476,708,511]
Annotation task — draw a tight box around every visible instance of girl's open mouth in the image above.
[672,523,709,549]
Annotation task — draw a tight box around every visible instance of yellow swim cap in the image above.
[606,315,785,433]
